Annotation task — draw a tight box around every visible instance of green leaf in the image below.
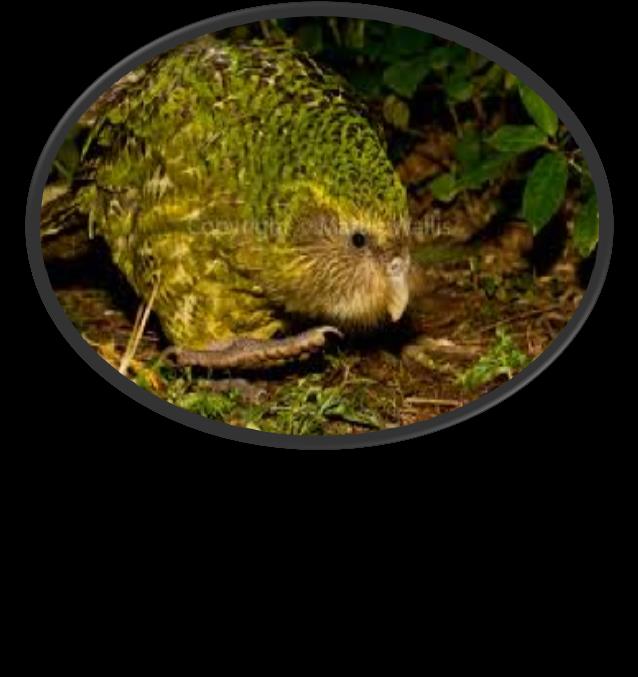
[430,173,459,202]
[429,46,453,70]
[468,51,490,73]
[478,64,505,92]
[445,77,473,103]
[382,95,410,130]
[383,57,431,98]
[523,152,568,233]
[457,153,514,190]
[519,83,558,136]
[382,26,433,62]
[504,72,518,90]
[487,125,547,153]
[54,136,81,182]
[455,128,482,169]
[573,194,599,257]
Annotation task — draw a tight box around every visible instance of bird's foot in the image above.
[164,326,343,369]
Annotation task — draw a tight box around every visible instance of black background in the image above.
[21,2,617,473]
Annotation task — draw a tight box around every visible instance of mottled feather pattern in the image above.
[69,35,410,348]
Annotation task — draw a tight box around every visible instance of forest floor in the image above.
[45,185,586,436]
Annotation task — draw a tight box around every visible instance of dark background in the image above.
[22,3,616,469]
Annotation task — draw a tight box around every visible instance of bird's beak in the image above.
[386,256,410,322]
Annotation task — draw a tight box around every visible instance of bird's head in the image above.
[266,188,411,330]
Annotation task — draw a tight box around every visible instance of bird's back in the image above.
[78,35,400,241]
[68,35,409,346]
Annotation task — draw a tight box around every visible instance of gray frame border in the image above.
[25,2,613,450]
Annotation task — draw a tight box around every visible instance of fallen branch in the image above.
[404,397,465,407]
[477,304,563,335]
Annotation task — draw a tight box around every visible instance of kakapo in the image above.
[45,35,412,368]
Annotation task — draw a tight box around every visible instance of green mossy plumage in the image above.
[73,35,410,348]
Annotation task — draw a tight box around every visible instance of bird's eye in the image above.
[351,232,367,248]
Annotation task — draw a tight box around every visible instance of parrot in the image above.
[42,34,412,369]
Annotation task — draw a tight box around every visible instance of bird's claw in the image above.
[164,325,343,369]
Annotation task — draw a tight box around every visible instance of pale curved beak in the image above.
[386,255,410,322]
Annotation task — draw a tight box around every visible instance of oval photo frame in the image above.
[25,2,613,449]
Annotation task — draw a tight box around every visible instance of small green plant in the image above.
[171,389,242,419]
[458,328,530,390]
[259,374,380,434]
